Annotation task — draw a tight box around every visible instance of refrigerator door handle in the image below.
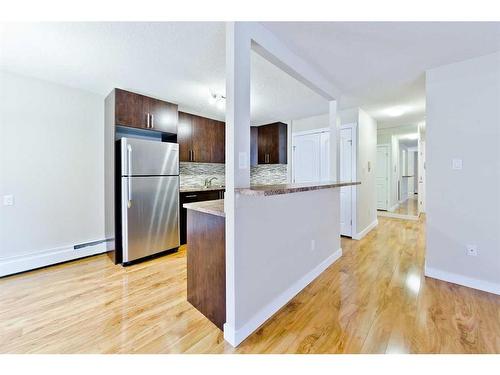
[127,144,132,208]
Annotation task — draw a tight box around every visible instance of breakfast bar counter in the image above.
[235,181,360,196]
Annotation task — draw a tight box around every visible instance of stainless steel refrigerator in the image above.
[120,137,180,263]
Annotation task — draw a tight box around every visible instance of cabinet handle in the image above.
[150,114,154,129]
[189,150,193,161]
[146,113,150,128]
[192,150,195,162]
[185,194,197,198]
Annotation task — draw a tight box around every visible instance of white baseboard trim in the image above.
[388,203,399,212]
[352,219,378,240]
[0,242,107,277]
[425,266,500,296]
[223,247,343,347]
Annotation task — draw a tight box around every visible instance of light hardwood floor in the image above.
[392,194,419,216]
[1,216,499,353]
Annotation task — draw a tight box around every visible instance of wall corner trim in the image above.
[223,247,342,347]
[424,266,500,296]
[352,219,378,240]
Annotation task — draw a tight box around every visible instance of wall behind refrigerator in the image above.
[0,70,105,276]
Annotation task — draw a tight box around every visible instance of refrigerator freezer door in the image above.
[121,137,179,176]
[122,176,180,262]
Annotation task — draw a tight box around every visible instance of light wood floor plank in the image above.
[1,216,499,353]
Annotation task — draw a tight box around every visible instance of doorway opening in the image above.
[376,125,425,221]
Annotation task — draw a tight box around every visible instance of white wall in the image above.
[425,52,500,294]
[0,71,105,275]
[356,108,377,234]
[291,113,328,133]
[230,188,341,344]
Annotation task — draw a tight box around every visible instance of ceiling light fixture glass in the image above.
[384,106,408,117]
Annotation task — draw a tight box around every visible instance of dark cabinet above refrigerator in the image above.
[113,88,178,134]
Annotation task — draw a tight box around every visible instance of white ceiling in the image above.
[1,22,499,127]
[262,22,500,128]
[0,22,326,125]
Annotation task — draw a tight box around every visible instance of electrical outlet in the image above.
[310,239,316,251]
[466,245,478,257]
[3,195,14,206]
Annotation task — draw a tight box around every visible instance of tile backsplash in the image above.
[179,162,225,188]
[250,164,288,185]
[179,162,288,187]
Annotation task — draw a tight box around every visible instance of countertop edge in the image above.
[235,181,361,197]
[183,199,225,217]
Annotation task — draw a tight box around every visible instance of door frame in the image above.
[339,123,357,238]
[376,143,391,211]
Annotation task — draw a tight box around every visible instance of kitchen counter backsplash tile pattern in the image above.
[180,162,288,188]
[250,164,288,185]
[180,162,225,188]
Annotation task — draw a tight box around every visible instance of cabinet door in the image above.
[258,125,271,163]
[258,123,287,164]
[177,112,193,162]
[191,115,212,163]
[250,126,258,166]
[211,120,225,163]
[277,122,288,164]
[146,97,178,134]
[115,89,149,129]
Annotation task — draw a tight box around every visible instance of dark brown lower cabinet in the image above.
[179,190,224,245]
[186,209,226,330]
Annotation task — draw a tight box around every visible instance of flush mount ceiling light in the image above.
[208,91,226,109]
[403,133,419,140]
[384,106,408,117]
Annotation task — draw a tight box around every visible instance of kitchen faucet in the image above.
[204,177,218,188]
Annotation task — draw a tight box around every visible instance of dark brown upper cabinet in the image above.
[257,122,287,164]
[114,88,178,134]
[250,126,259,166]
[178,111,225,163]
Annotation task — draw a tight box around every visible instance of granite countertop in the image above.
[183,199,225,217]
[235,181,361,197]
[180,186,225,193]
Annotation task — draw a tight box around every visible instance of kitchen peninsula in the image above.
[183,181,360,330]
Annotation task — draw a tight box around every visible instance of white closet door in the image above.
[340,128,353,237]
[292,133,321,183]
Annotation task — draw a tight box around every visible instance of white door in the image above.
[376,145,389,210]
[340,127,353,237]
[292,133,321,183]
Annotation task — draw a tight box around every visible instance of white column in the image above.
[224,22,251,346]
[328,100,339,180]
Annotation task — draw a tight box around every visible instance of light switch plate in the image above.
[452,158,463,170]
[238,152,248,170]
[3,195,14,206]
